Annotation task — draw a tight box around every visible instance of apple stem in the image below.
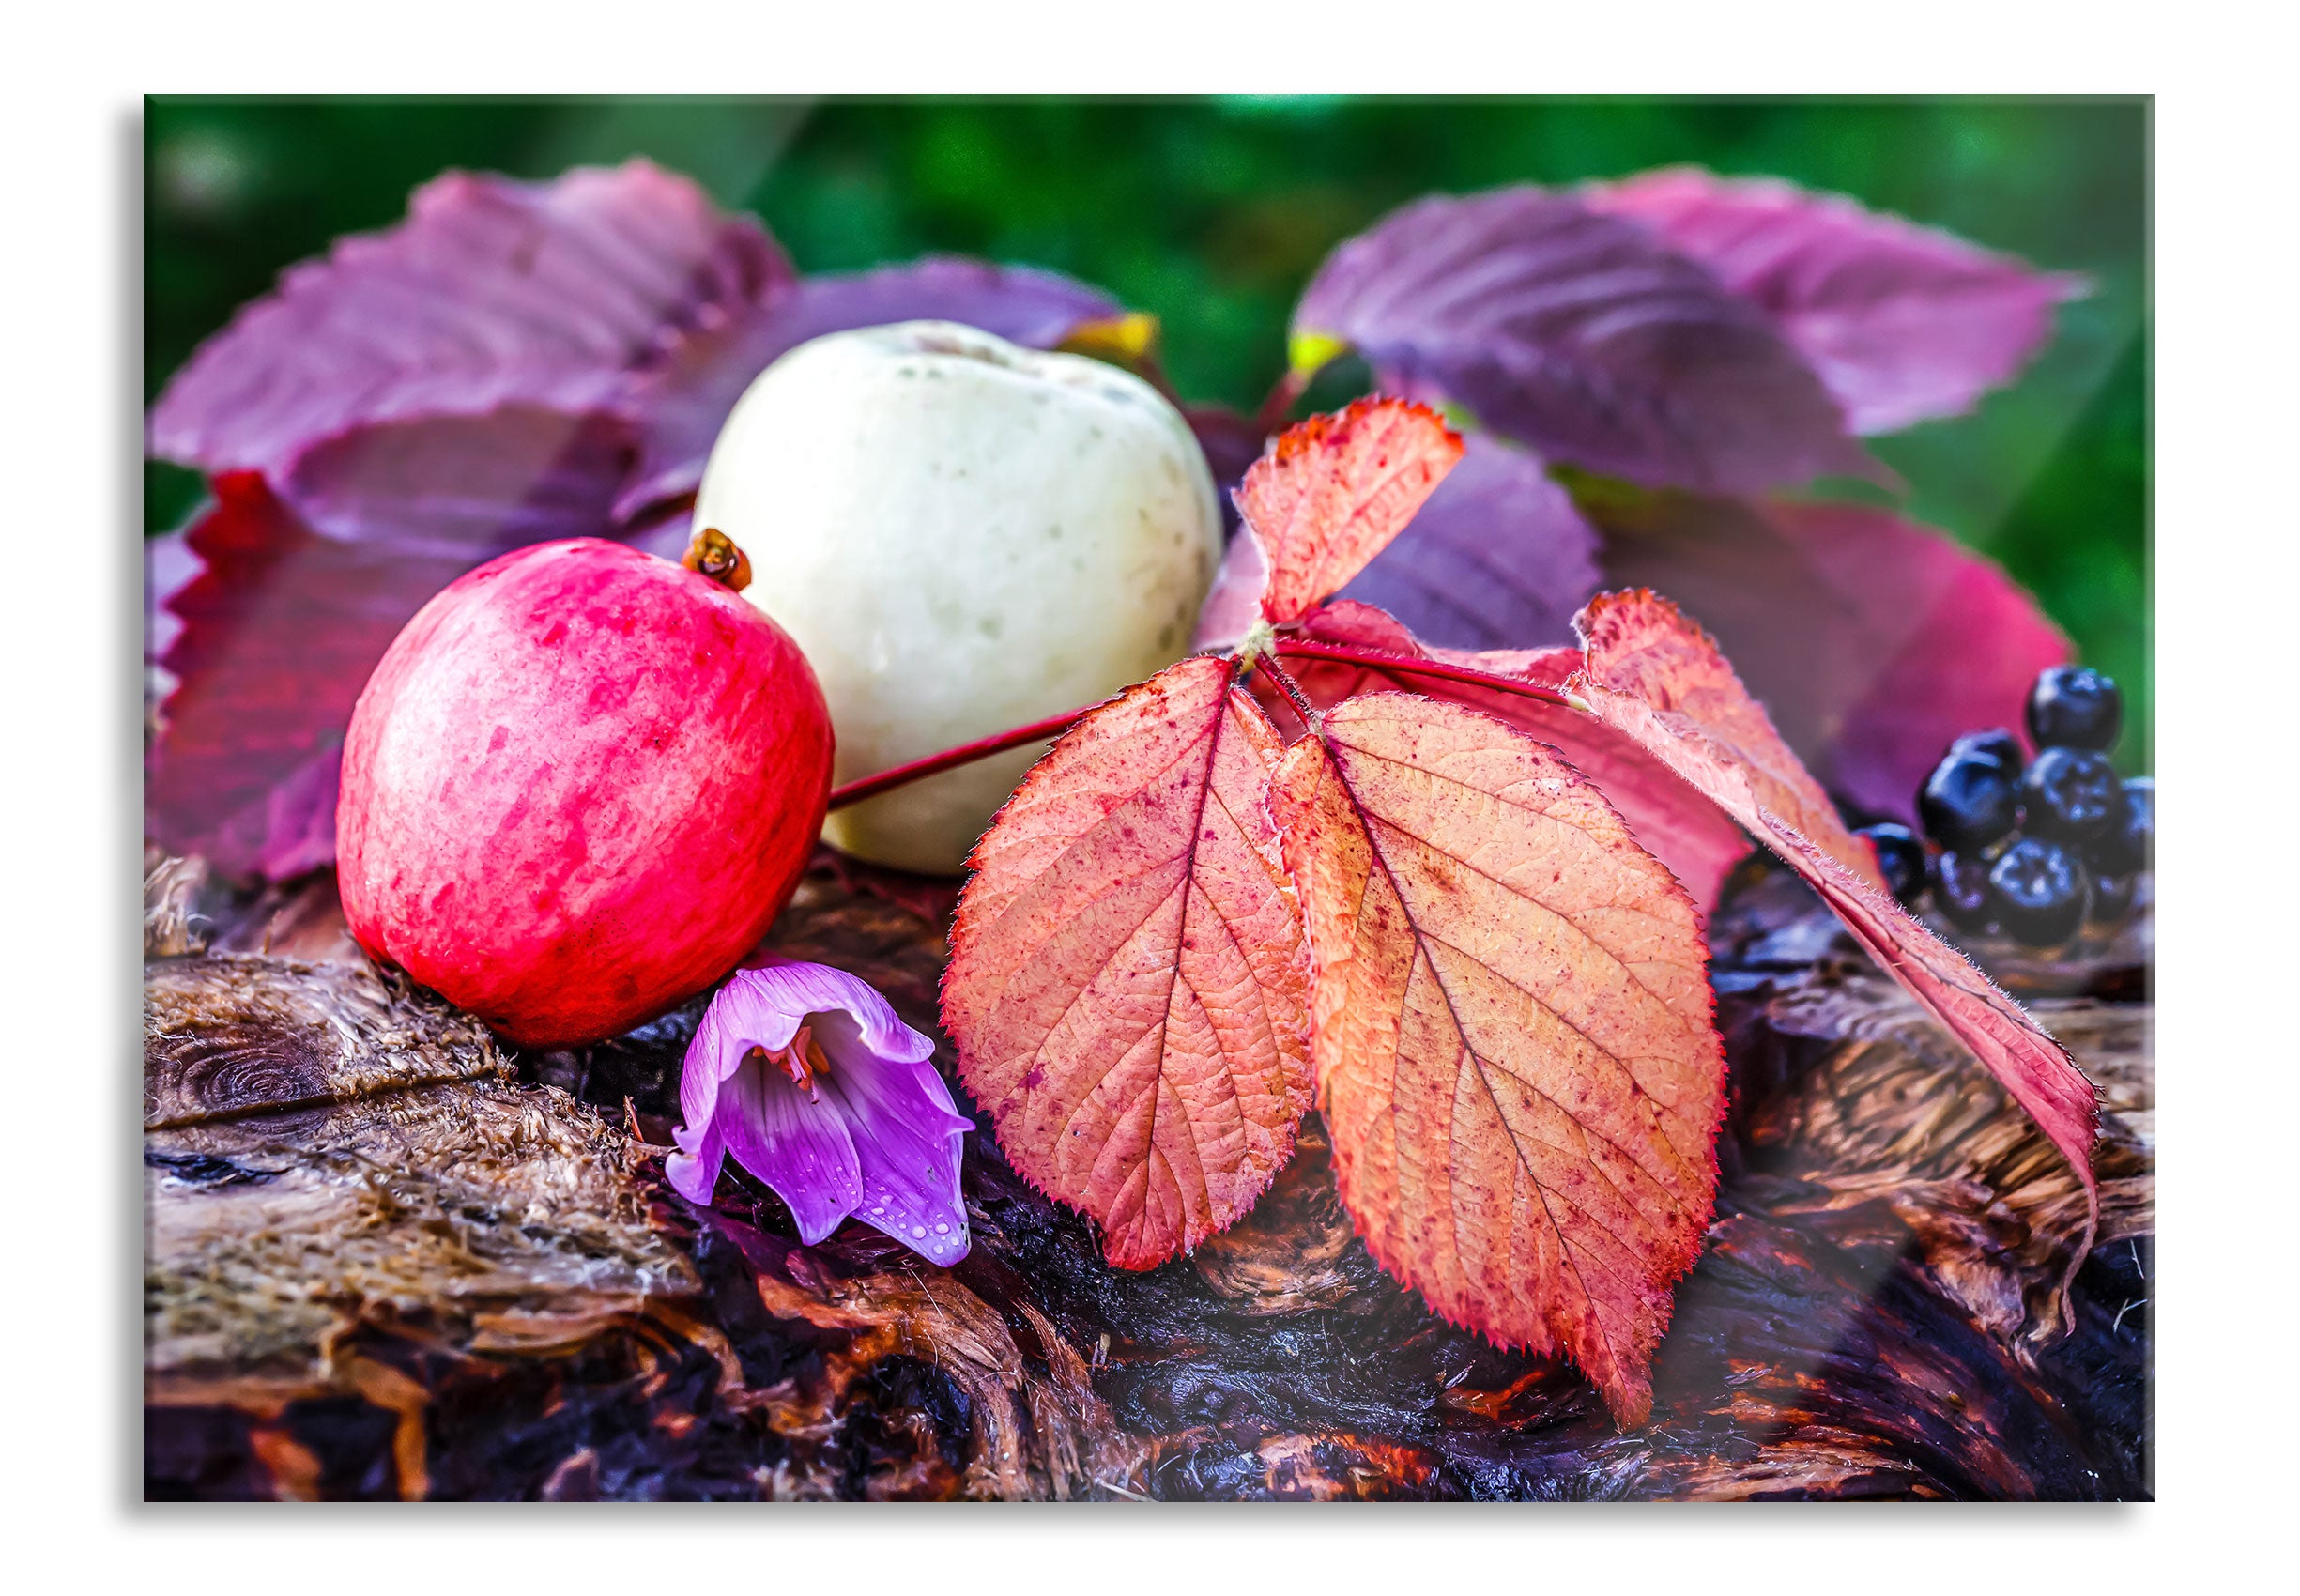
[825,703,1098,812]
[683,526,753,592]
[1272,639,1574,709]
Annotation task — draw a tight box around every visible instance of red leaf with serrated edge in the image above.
[943,656,1311,1270]
[1273,693,1726,1427]
[1236,397,1464,625]
[1570,590,2100,1307]
[1274,602,1753,922]
[1570,590,1883,893]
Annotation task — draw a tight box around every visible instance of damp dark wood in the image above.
[144,849,2153,1500]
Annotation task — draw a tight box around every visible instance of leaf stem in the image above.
[1272,639,1573,709]
[824,704,1096,812]
[1256,653,1322,731]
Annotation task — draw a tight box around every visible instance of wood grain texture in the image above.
[146,854,2149,1499]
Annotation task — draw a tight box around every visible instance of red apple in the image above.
[337,538,832,1049]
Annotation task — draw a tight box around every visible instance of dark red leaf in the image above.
[1585,167,2086,435]
[146,474,473,881]
[1292,187,1873,493]
[1587,488,2071,824]
[613,257,1126,520]
[1334,434,1601,652]
[148,161,788,485]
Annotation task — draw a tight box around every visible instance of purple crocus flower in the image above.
[665,958,974,1266]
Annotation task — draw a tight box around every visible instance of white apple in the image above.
[694,320,1223,874]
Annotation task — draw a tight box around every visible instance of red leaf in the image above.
[1570,590,2100,1290]
[149,161,788,485]
[1590,489,2072,824]
[1280,603,1755,922]
[1235,398,1464,625]
[1273,692,1727,1426]
[1586,167,2086,435]
[943,656,1312,1270]
[1570,589,1881,892]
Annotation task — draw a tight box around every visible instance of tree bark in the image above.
[144,852,2151,1500]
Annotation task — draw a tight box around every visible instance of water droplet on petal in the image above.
[934,1222,950,1234]
[911,1225,927,1238]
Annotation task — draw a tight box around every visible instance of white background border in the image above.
[6,0,2286,1581]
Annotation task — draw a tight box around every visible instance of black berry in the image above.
[2085,775,2154,875]
[2020,746,2122,843]
[2089,870,2136,922]
[1918,746,2022,850]
[1988,837,2087,946]
[1932,849,1996,934]
[2026,665,2122,751]
[1856,823,1927,903]
[1949,727,2026,777]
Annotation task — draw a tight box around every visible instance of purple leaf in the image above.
[284,407,639,557]
[1584,167,2087,435]
[147,161,790,483]
[1334,433,1602,651]
[1587,488,2072,823]
[614,256,1125,519]
[1292,186,1875,493]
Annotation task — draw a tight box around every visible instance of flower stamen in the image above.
[767,1021,833,1098]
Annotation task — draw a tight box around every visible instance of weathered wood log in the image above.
[145,852,2151,1499]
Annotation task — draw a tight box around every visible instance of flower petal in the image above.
[673,959,864,1144]
[731,956,937,1063]
[663,1110,728,1207]
[816,1018,975,1266]
[714,1050,865,1244]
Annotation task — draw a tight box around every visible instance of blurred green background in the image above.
[144,96,2150,773]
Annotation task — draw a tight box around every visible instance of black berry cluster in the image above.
[1854,665,2151,949]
